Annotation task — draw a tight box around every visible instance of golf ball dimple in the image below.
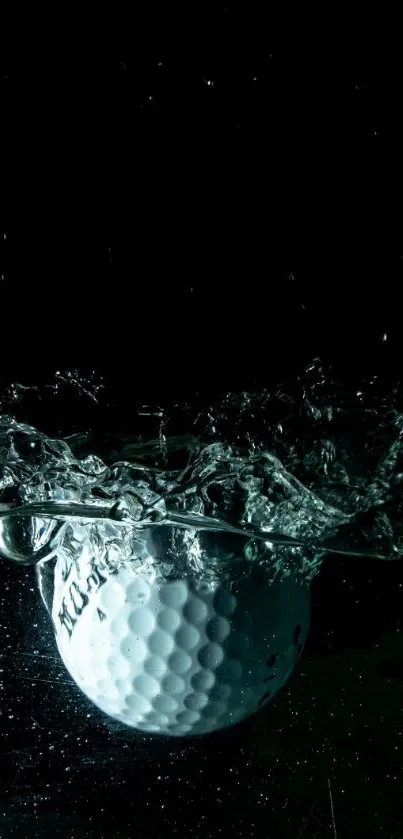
[46,550,311,736]
[128,607,155,636]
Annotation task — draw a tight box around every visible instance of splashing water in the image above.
[1,360,403,734]
[1,359,403,580]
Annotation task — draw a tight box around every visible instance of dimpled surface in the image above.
[52,558,310,736]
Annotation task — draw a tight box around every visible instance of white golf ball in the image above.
[39,533,310,736]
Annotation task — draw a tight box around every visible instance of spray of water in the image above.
[1,359,403,583]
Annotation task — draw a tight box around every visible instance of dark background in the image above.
[1,10,403,838]
[2,14,402,389]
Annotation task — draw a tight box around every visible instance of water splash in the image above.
[1,358,403,582]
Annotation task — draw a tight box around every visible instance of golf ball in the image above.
[38,529,310,736]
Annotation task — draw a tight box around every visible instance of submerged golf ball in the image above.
[38,528,310,736]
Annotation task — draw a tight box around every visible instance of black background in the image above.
[1,10,403,838]
[2,14,401,390]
